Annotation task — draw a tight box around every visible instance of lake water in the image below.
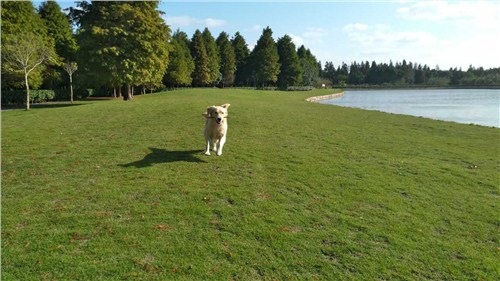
[320,89,500,128]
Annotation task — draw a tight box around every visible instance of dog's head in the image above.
[203,103,230,124]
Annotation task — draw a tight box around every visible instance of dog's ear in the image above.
[205,106,215,117]
[222,103,231,109]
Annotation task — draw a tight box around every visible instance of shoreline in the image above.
[305,91,344,103]
[307,89,499,128]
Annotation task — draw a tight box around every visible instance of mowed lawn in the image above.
[2,88,499,280]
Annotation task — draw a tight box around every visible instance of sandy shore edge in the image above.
[305,92,344,103]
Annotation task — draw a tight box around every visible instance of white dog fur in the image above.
[203,103,230,156]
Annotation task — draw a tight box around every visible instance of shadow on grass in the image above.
[2,103,87,111]
[119,147,206,168]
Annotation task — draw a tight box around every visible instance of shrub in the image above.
[286,86,315,91]
[54,88,70,100]
[1,89,56,105]
[259,86,278,91]
[73,88,94,99]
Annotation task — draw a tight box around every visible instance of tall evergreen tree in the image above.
[322,61,335,81]
[348,61,365,85]
[216,32,236,87]
[39,1,77,59]
[297,45,319,86]
[248,27,280,87]
[202,28,220,85]
[276,35,302,89]
[231,32,250,86]
[191,29,210,86]
[164,30,194,87]
[39,1,78,89]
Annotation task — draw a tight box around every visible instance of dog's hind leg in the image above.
[204,139,211,156]
[216,135,226,156]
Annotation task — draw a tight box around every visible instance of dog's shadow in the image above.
[119,147,206,168]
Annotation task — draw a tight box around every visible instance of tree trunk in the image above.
[113,86,117,98]
[123,84,129,101]
[131,86,134,98]
[142,85,145,95]
[117,85,122,98]
[25,71,30,111]
[69,75,74,104]
[123,84,133,101]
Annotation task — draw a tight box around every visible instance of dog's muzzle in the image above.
[216,118,222,124]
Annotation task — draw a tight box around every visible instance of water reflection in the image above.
[320,89,500,127]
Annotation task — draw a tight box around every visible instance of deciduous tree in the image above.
[63,61,78,103]
[2,33,57,110]
[1,1,54,90]
[75,1,169,100]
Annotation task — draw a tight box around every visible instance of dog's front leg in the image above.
[204,139,211,156]
[216,135,226,156]
[212,139,218,152]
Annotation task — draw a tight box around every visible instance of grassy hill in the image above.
[2,88,499,280]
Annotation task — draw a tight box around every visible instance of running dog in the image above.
[203,103,230,156]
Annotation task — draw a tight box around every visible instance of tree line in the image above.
[321,60,500,88]
[2,1,499,109]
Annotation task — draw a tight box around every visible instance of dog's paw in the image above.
[204,151,211,156]
[216,152,222,156]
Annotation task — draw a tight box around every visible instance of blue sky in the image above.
[47,1,500,69]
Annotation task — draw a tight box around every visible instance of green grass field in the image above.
[2,88,499,280]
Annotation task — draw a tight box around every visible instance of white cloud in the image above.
[343,23,368,33]
[250,25,262,32]
[302,27,328,44]
[393,0,500,68]
[289,34,304,47]
[342,22,500,69]
[203,18,226,28]
[397,1,499,27]
[164,15,227,28]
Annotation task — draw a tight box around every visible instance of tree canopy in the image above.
[164,30,194,87]
[248,27,281,87]
[297,45,319,86]
[231,32,250,86]
[2,1,499,100]
[75,1,169,98]
[216,32,236,87]
[191,29,210,86]
[277,35,302,89]
[1,1,56,90]
[39,1,77,60]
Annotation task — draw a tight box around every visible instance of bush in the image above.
[54,88,70,100]
[259,86,278,91]
[1,89,56,105]
[74,88,94,99]
[286,86,315,91]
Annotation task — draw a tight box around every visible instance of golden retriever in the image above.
[202,103,230,156]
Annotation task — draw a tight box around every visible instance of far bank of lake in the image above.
[320,89,500,128]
